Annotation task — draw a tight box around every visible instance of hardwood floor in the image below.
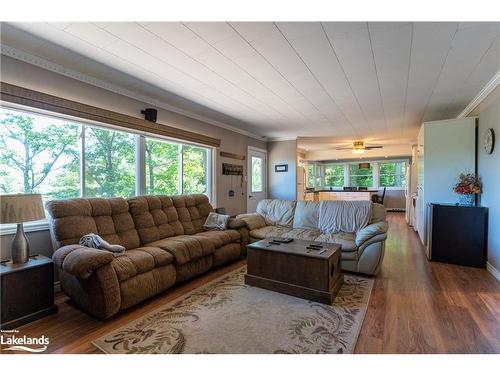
[356,213,500,353]
[2,213,499,354]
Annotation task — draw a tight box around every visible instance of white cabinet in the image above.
[414,118,477,247]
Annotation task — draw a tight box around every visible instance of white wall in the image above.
[423,118,477,205]
[267,140,297,200]
[416,118,477,245]
[384,190,406,210]
[476,95,500,273]
[0,55,266,263]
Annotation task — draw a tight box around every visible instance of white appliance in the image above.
[296,166,305,200]
[414,118,477,248]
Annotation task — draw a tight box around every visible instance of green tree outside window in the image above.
[145,138,180,195]
[379,161,406,187]
[84,127,136,198]
[0,111,80,200]
[324,164,344,187]
[182,145,207,194]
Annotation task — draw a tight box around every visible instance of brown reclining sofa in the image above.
[46,194,248,320]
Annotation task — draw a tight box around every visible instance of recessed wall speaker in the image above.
[141,108,157,122]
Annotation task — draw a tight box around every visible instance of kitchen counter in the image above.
[303,190,378,201]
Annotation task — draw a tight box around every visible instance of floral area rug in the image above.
[93,266,373,354]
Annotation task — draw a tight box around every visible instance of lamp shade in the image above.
[0,194,45,224]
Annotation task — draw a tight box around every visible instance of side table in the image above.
[0,254,58,329]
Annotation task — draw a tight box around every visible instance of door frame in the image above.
[247,146,268,212]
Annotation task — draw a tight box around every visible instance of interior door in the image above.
[247,147,267,212]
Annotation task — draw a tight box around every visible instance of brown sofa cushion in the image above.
[119,264,176,309]
[146,235,216,265]
[171,194,213,235]
[192,230,240,248]
[128,196,184,244]
[46,197,141,250]
[111,247,174,282]
[56,245,115,279]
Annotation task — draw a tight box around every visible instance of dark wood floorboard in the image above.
[1,213,499,354]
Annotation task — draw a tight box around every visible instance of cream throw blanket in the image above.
[318,201,372,234]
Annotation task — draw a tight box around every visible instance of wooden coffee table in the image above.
[245,238,344,304]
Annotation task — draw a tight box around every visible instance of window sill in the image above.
[0,220,50,236]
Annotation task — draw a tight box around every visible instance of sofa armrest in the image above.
[235,213,267,231]
[227,217,246,229]
[355,221,389,247]
[53,245,115,279]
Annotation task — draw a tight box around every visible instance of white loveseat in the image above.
[237,199,388,276]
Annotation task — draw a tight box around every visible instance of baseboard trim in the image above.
[486,262,500,282]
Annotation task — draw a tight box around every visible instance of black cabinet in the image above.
[0,255,58,329]
[428,204,488,267]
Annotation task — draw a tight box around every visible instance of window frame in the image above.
[0,104,215,234]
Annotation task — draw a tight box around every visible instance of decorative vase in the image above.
[458,194,475,206]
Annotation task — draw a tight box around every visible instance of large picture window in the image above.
[1,106,214,211]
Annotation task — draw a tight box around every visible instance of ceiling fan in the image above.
[335,141,383,154]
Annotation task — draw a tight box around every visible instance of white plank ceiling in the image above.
[1,22,499,144]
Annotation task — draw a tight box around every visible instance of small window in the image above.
[379,161,407,187]
[324,164,344,187]
[251,156,264,193]
[349,163,373,188]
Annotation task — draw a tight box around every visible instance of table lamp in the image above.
[0,194,45,264]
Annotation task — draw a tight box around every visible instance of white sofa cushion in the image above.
[256,199,296,227]
[249,226,292,240]
[355,221,389,246]
[314,232,357,252]
[318,200,371,234]
[292,201,320,230]
[237,213,267,230]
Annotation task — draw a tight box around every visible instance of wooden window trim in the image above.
[0,82,221,148]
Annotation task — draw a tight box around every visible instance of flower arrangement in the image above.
[453,173,482,195]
